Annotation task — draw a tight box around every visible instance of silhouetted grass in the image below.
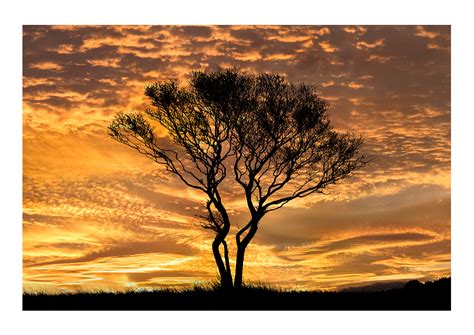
[23,277,450,311]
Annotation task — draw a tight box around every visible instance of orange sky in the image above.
[22,25,450,292]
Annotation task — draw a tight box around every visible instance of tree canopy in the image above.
[108,68,368,288]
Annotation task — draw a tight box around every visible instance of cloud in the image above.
[319,40,338,53]
[355,39,384,49]
[256,184,450,247]
[367,54,393,63]
[301,232,436,257]
[31,237,199,267]
[30,61,64,71]
[415,26,440,39]
[126,269,209,282]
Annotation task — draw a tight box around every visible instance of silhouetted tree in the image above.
[108,69,368,289]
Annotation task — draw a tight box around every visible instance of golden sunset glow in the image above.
[23,25,450,292]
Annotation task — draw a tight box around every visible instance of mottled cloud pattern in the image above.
[23,25,450,291]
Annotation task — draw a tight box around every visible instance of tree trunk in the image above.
[212,238,232,289]
[222,240,232,285]
[234,223,259,288]
[234,245,246,288]
[208,194,233,288]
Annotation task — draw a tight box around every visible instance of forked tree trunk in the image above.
[212,238,232,288]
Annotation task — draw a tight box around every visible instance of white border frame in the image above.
[2,1,473,334]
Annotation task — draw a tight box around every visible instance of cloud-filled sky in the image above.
[23,25,450,291]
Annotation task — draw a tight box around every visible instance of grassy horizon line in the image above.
[23,276,451,296]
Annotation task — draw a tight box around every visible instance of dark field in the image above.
[23,277,450,311]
